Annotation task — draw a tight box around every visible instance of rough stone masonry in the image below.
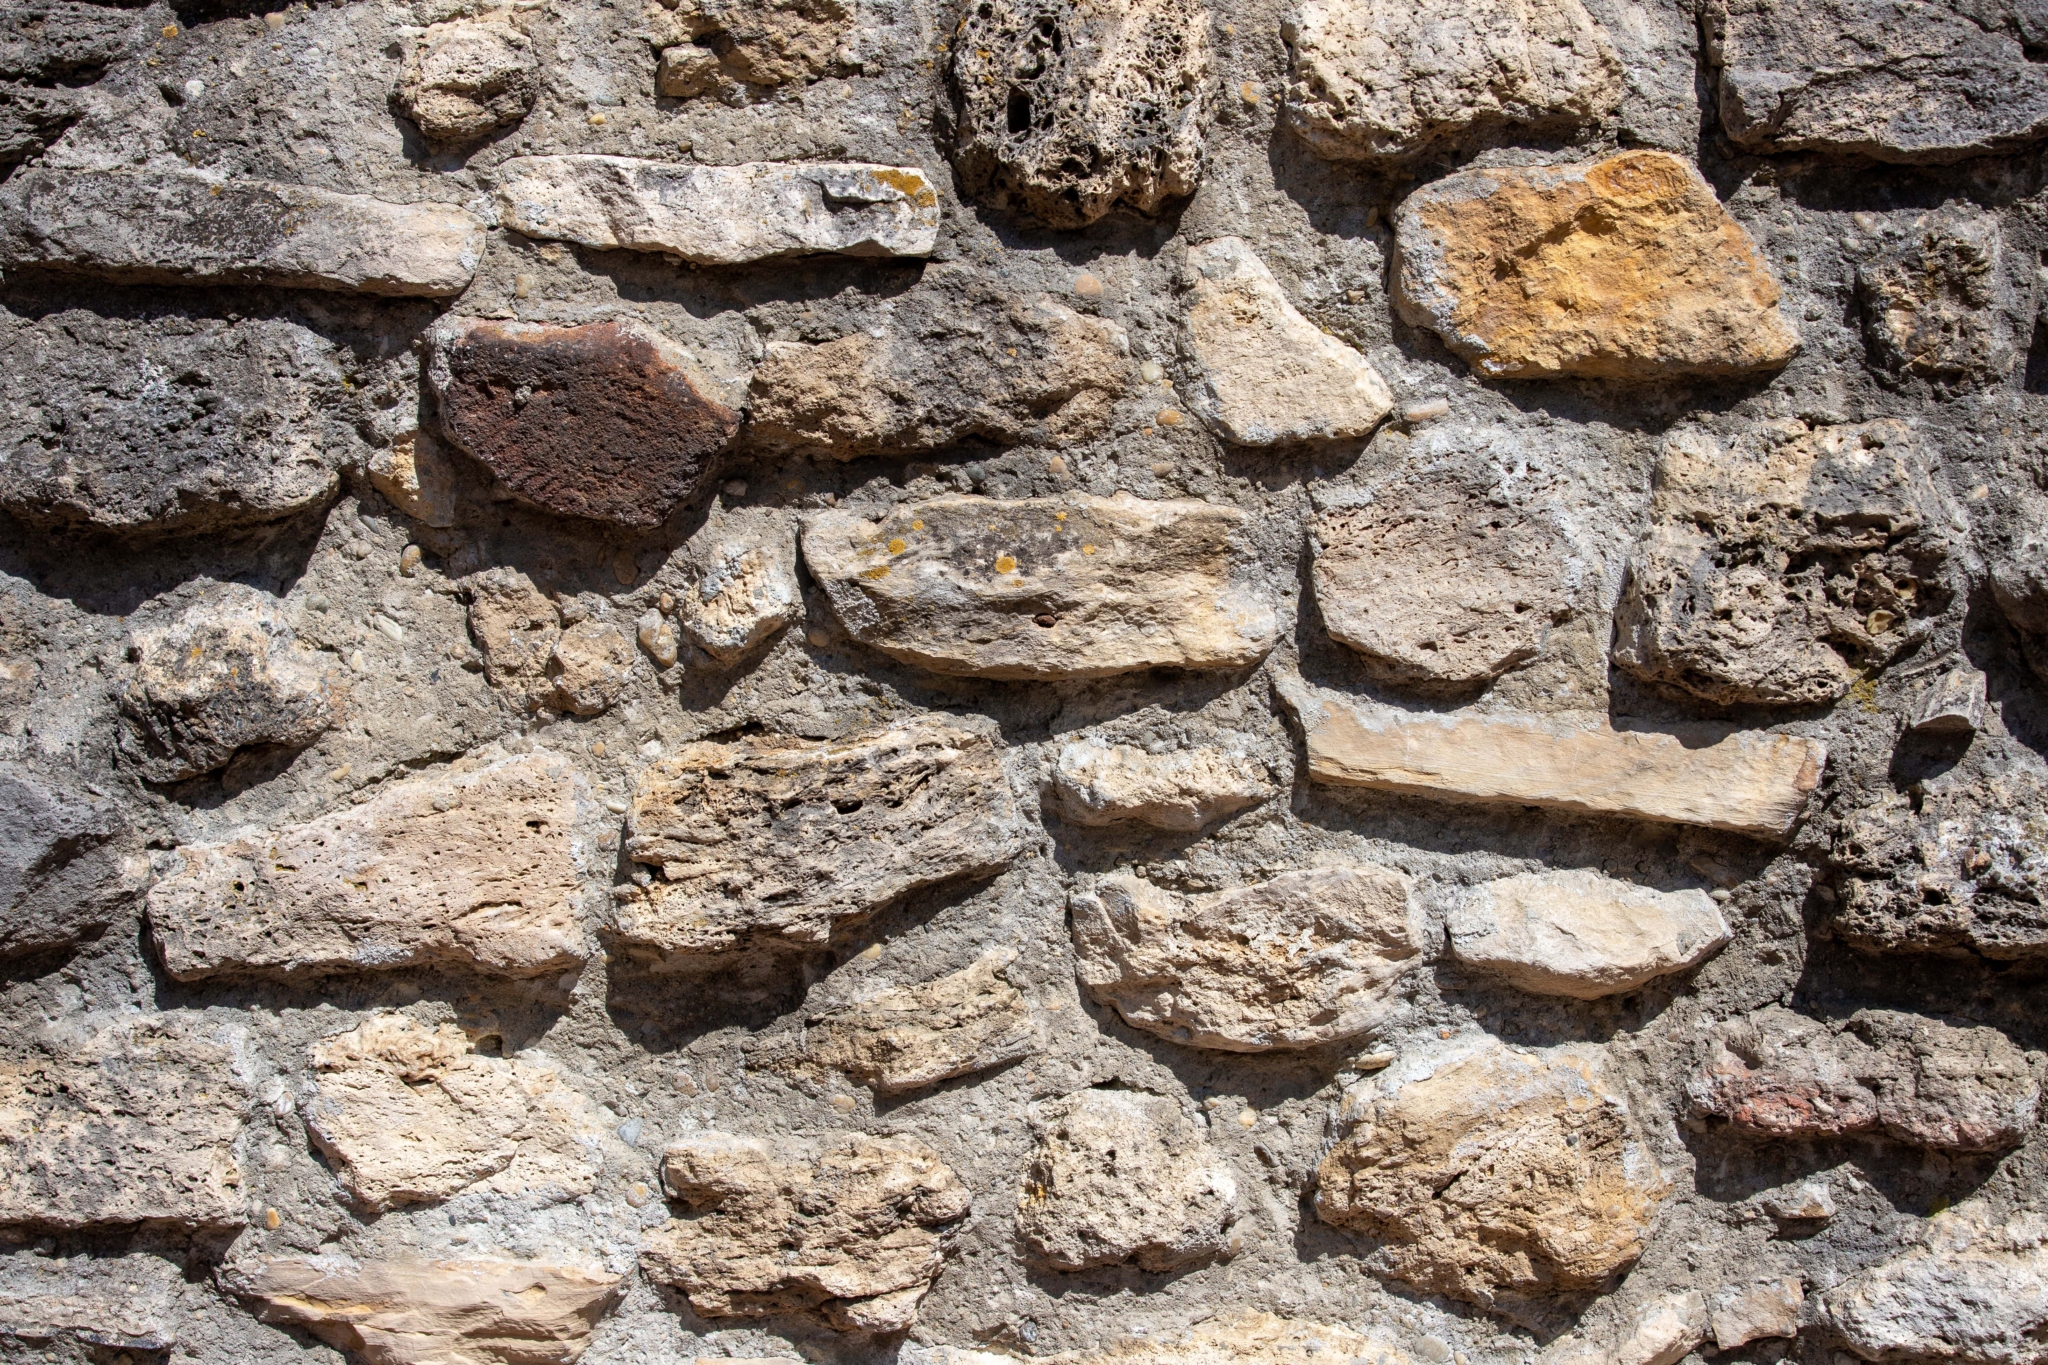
[0,0,2044,1362]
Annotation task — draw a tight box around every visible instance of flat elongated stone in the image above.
[1052,739,1272,832]
[804,494,1280,680]
[926,1314,1417,1365]
[1071,866,1424,1051]
[1393,151,1799,380]
[1282,678,1827,839]
[797,954,1038,1093]
[0,762,143,958]
[148,751,591,980]
[0,168,484,296]
[493,157,939,264]
[619,719,1034,959]
[1448,869,1730,999]
[1819,1201,2048,1365]
[0,1252,185,1353]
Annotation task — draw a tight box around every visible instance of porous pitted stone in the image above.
[148,750,591,980]
[795,953,1039,1094]
[370,430,461,529]
[546,620,633,716]
[1857,205,2018,390]
[118,586,342,784]
[1017,1088,1239,1272]
[0,1251,185,1354]
[224,1256,623,1365]
[0,1013,248,1229]
[947,0,1211,228]
[1447,869,1731,1000]
[493,157,939,263]
[1819,1200,2048,1365]
[1051,738,1272,832]
[465,567,561,709]
[1283,0,1623,163]
[618,718,1034,960]
[0,761,143,958]
[1392,151,1799,380]
[396,10,538,146]
[428,317,739,529]
[0,5,151,169]
[1614,422,1953,707]
[1685,1006,2041,1152]
[1070,866,1424,1051]
[665,507,802,662]
[0,168,485,296]
[1316,1038,1673,1318]
[803,494,1280,680]
[640,1131,969,1332]
[648,0,854,100]
[1179,237,1393,446]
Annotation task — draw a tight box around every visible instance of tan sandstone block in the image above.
[0,1251,187,1353]
[370,430,460,529]
[465,567,561,708]
[797,953,1039,1093]
[1448,869,1731,999]
[1711,1277,1805,1350]
[546,621,633,717]
[396,10,538,147]
[1051,738,1272,831]
[665,507,803,662]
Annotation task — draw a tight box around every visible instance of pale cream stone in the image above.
[1051,739,1272,831]
[546,620,633,716]
[668,507,802,661]
[1820,1200,2048,1364]
[927,1312,1418,1365]
[397,10,538,146]
[1447,869,1731,999]
[1542,1292,1706,1365]
[0,1251,186,1353]
[370,430,460,529]
[1711,1277,1805,1350]
[798,953,1039,1093]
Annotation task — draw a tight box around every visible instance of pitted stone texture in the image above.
[1819,1201,2048,1365]
[1392,151,1799,380]
[148,751,591,981]
[641,1131,969,1332]
[1614,421,1953,708]
[0,762,143,958]
[0,1013,248,1228]
[1283,0,1623,163]
[1051,739,1272,832]
[1685,1006,2041,1152]
[118,585,342,783]
[370,431,461,529]
[804,494,1280,680]
[947,0,1211,228]
[1857,205,2018,390]
[493,157,939,263]
[547,620,633,717]
[0,4,150,169]
[465,567,562,709]
[747,295,1128,457]
[397,10,538,146]
[0,1251,185,1354]
[1448,869,1730,1000]
[1017,1088,1239,1272]
[1704,0,2048,162]
[795,954,1039,1094]
[1316,1039,1673,1318]
[649,0,854,101]
[306,1014,623,1212]
[428,317,739,529]
[0,168,484,296]
[619,718,1034,959]
[1179,237,1393,446]
[225,1256,623,1365]
[1070,866,1424,1051]
[666,507,803,662]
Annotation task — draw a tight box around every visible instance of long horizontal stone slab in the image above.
[492,156,940,264]
[1280,677,1825,839]
[0,168,485,296]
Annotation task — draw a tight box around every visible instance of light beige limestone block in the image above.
[797,953,1039,1093]
[545,621,632,717]
[1051,738,1272,831]
[396,10,538,146]
[925,1312,1418,1365]
[1819,1200,2048,1365]
[1711,1277,1805,1350]
[0,1251,186,1353]
[667,507,802,661]
[1448,869,1731,999]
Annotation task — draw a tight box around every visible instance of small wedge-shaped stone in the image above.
[641,1131,969,1332]
[619,718,1034,959]
[1819,1200,2048,1365]
[1393,151,1799,380]
[1071,867,1424,1051]
[148,751,591,980]
[225,1256,623,1365]
[0,1013,248,1229]
[1052,739,1272,832]
[0,168,484,296]
[666,507,802,661]
[804,494,1280,680]
[1281,676,1827,839]
[799,954,1038,1093]
[1180,237,1393,446]
[1448,869,1730,999]
[493,157,939,264]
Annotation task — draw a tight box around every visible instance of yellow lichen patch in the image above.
[911,519,924,530]
[871,166,940,209]
[994,555,1018,574]
[888,538,907,554]
[863,565,891,580]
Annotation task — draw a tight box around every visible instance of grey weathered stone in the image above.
[1911,665,1987,735]
[647,0,855,101]
[1448,869,1731,1000]
[1051,739,1272,832]
[396,10,538,146]
[792,953,1039,1094]
[664,507,803,662]
[1857,205,2018,390]
[0,1252,185,1353]
[1819,1200,2048,1365]
[0,762,142,958]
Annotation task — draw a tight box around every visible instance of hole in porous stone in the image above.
[1007,89,1032,133]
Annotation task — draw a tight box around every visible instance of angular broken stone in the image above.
[803,494,1281,680]
[619,718,1034,960]
[1910,665,1987,735]
[1316,1038,1672,1318]
[947,0,1211,228]
[1392,151,1799,380]
[641,1131,969,1332]
[1710,1277,1803,1351]
[1447,869,1731,1000]
[1818,1200,2048,1365]
[1281,676,1828,840]
[465,567,561,708]
[1070,866,1424,1051]
[1051,739,1272,832]
[0,1252,186,1354]
[1544,1292,1707,1365]
[0,762,143,958]
[1018,1088,1239,1272]
[370,430,461,529]
[796,953,1038,1093]
[665,507,802,662]
[0,1013,248,1228]
[148,750,592,980]
[428,317,740,528]
[118,585,342,784]
[0,168,485,296]
[547,620,633,716]
[1857,205,2018,390]
[225,1256,623,1365]
[493,157,939,264]
[1284,0,1623,163]
[396,10,538,147]
[1179,237,1393,446]
[648,0,855,100]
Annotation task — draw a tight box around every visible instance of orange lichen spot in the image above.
[887,538,907,554]
[863,565,891,580]
[910,519,924,530]
[1055,511,1067,522]
[994,555,1018,574]
[1081,544,1097,555]
[872,167,940,209]
[1158,409,1184,426]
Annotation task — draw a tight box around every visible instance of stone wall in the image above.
[0,0,2044,1362]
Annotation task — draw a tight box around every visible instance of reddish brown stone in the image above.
[428,318,738,528]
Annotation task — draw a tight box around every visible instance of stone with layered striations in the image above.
[493,157,939,264]
[804,494,1280,680]
[1818,1200,2048,1365]
[1447,869,1731,1000]
[795,953,1039,1094]
[0,167,484,296]
[665,507,803,662]
[927,1311,1420,1365]
[396,10,538,147]
[0,1251,186,1354]
[1052,738,1272,832]
[0,761,144,958]
[1070,866,1424,1051]
[1392,151,1799,380]
[148,750,591,980]
[618,718,1033,960]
